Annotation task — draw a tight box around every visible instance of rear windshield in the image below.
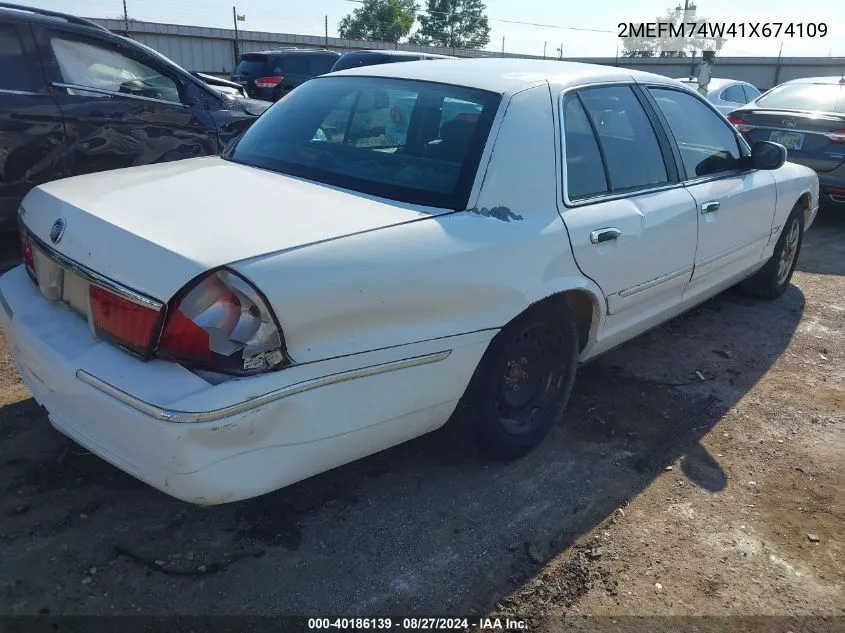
[235,54,268,75]
[225,76,500,209]
[332,53,421,72]
[756,83,845,113]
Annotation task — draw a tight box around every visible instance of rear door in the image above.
[646,86,777,296]
[34,25,217,177]
[558,84,698,322]
[0,20,66,230]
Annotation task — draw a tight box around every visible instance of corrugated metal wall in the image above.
[92,18,845,89]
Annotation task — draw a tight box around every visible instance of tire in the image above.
[460,302,579,460]
[741,203,805,300]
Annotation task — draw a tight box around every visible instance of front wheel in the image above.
[460,303,579,460]
[741,204,804,299]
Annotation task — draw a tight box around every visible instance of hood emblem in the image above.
[49,218,66,245]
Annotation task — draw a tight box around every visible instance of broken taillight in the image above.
[157,269,286,375]
[89,285,163,356]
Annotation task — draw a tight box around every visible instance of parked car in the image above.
[726,76,845,208]
[0,3,270,232]
[230,48,340,101]
[2,59,818,504]
[330,49,454,73]
[678,77,761,115]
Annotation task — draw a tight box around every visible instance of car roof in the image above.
[782,76,845,85]
[0,4,107,32]
[330,58,682,94]
[339,50,452,59]
[677,77,742,90]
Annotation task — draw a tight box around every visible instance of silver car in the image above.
[678,78,761,115]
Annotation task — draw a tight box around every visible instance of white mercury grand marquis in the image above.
[0,59,819,504]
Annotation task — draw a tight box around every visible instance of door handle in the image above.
[701,201,720,214]
[590,227,622,244]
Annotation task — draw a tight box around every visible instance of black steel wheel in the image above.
[462,302,579,459]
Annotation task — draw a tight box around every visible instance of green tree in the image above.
[338,0,418,42]
[410,0,490,49]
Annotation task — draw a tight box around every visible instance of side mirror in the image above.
[751,140,787,170]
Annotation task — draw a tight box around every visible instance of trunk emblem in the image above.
[49,218,66,244]
[782,120,797,127]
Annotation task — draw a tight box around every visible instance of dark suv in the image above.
[0,3,271,231]
[231,49,340,102]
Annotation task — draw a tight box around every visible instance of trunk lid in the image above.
[20,156,432,301]
[735,108,845,172]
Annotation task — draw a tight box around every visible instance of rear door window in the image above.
[578,86,669,192]
[227,76,501,209]
[0,23,42,92]
[562,95,608,200]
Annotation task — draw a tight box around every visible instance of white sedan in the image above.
[0,59,819,504]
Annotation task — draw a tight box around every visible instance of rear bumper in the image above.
[0,265,491,504]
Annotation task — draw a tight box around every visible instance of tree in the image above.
[410,0,490,49]
[338,0,418,42]
[621,5,726,58]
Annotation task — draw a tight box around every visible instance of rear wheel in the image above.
[460,303,579,459]
[741,204,804,299]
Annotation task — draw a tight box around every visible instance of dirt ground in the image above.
[0,211,842,625]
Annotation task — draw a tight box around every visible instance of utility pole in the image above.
[122,0,129,34]
[773,40,784,86]
[501,35,505,57]
[325,15,328,47]
[543,41,546,58]
[232,7,245,67]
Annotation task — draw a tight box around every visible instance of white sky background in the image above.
[24,0,845,58]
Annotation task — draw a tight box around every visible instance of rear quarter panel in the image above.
[768,161,820,251]
[232,83,604,365]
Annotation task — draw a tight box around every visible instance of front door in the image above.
[645,86,777,299]
[33,26,216,177]
[558,85,698,338]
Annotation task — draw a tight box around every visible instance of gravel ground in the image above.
[0,211,842,622]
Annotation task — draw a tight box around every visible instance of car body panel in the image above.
[231,49,340,101]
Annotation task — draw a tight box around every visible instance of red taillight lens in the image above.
[19,229,35,280]
[89,285,162,356]
[157,269,286,375]
[824,185,845,194]
[255,75,283,88]
[826,128,845,144]
[726,114,752,135]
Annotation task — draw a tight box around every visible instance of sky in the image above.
[22,0,845,58]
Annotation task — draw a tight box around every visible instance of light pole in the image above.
[233,7,245,67]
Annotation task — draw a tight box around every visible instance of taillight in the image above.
[824,185,845,194]
[89,285,162,356]
[254,76,283,88]
[826,129,845,144]
[157,269,286,375]
[726,114,752,134]
[19,228,36,280]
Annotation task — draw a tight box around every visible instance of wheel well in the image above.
[529,290,599,353]
[797,192,812,225]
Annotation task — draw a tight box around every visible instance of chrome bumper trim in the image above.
[76,349,452,424]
